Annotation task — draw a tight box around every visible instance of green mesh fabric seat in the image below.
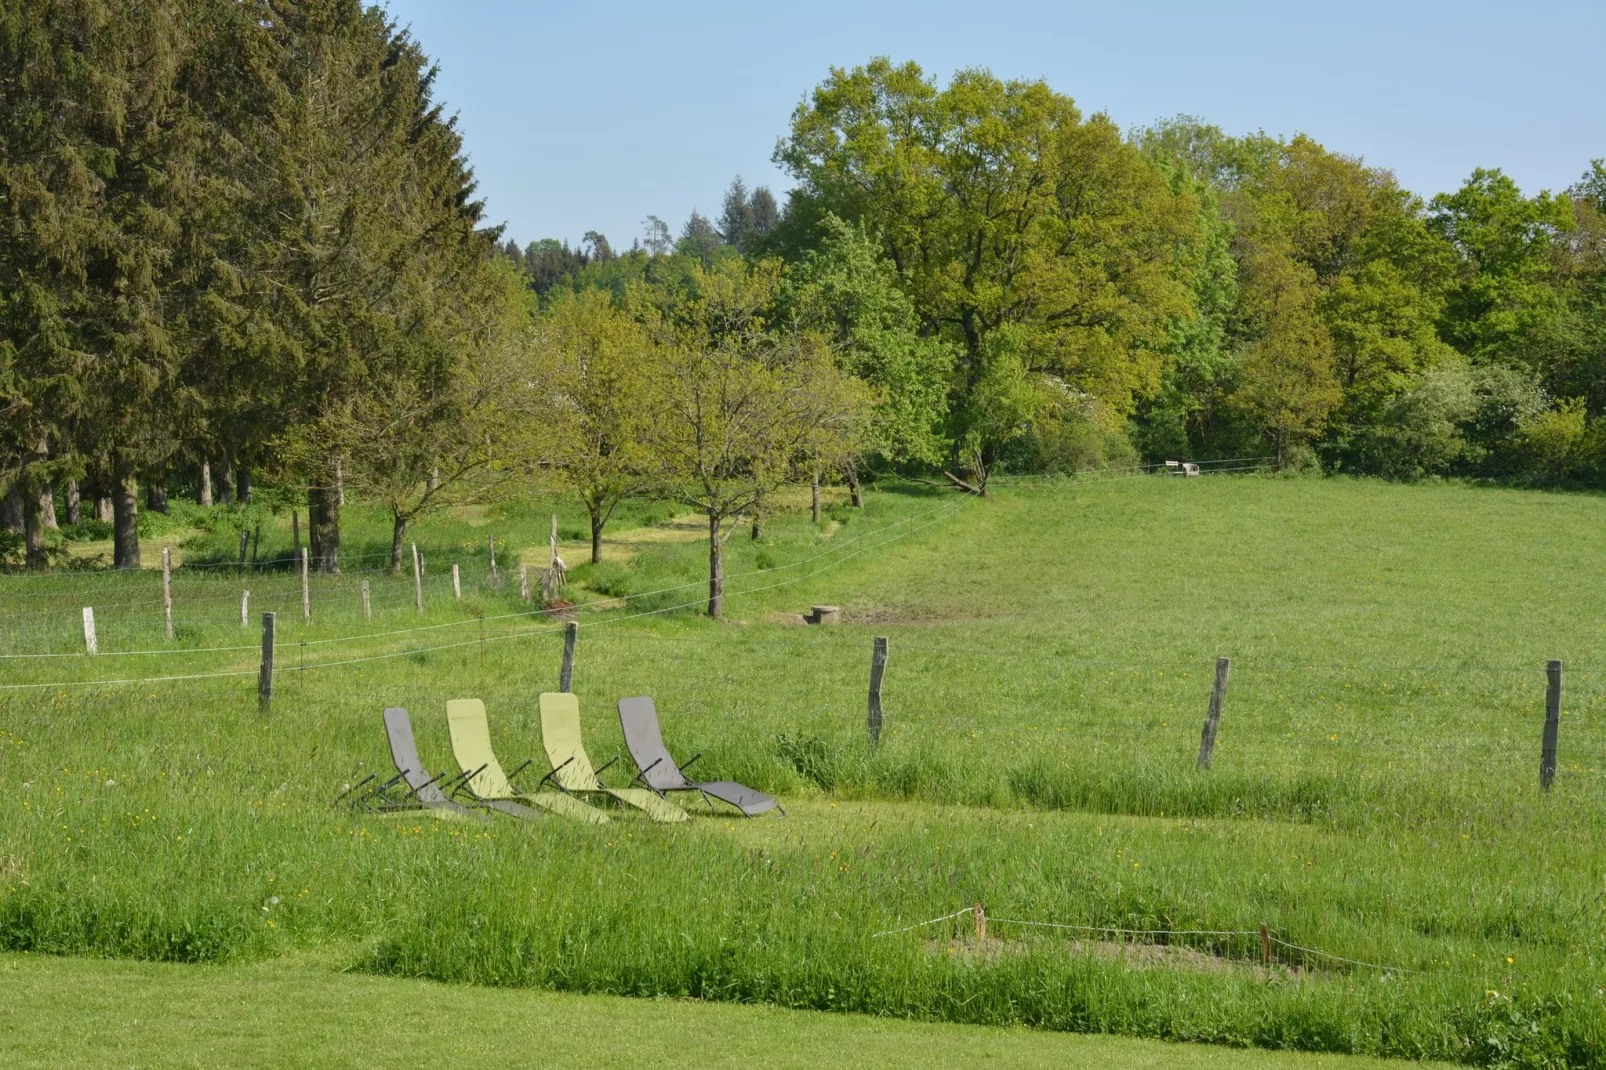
[538,692,689,823]
[445,698,609,825]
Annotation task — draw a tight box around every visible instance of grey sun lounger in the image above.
[617,695,784,817]
[344,707,489,821]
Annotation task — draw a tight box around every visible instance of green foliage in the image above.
[778,216,955,467]
[777,59,1199,482]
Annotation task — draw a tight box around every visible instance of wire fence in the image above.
[870,905,1420,975]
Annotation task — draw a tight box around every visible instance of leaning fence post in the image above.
[161,546,174,639]
[299,547,310,623]
[559,621,578,692]
[411,542,423,613]
[868,636,889,747]
[1541,659,1563,790]
[452,563,461,599]
[1259,923,1272,966]
[82,607,97,655]
[1196,656,1231,769]
[258,611,276,709]
[240,590,249,627]
[360,579,371,620]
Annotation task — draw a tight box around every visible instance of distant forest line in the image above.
[2,4,1602,582]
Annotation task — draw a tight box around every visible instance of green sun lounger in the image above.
[538,692,690,823]
[445,698,610,825]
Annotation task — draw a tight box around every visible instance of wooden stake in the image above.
[236,530,249,572]
[360,579,371,620]
[868,636,889,747]
[161,546,174,639]
[299,547,310,623]
[258,612,276,709]
[81,607,97,655]
[520,565,530,604]
[240,590,249,627]
[411,542,423,613]
[1259,923,1271,966]
[560,621,578,692]
[1197,656,1231,769]
[488,534,497,580]
[452,563,461,599]
[1541,659,1562,790]
[974,902,986,942]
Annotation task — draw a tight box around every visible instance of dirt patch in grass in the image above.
[935,935,1305,982]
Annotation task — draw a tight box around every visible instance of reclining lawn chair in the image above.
[444,698,610,825]
[538,692,689,823]
[339,707,488,821]
[617,696,783,818]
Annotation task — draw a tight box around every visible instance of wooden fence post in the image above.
[258,611,276,709]
[1196,657,1231,769]
[1541,659,1562,790]
[520,565,530,604]
[868,636,889,747]
[974,902,986,943]
[299,547,310,623]
[360,580,371,620]
[559,621,578,692]
[81,607,97,655]
[240,590,249,627]
[161,546,174,639]
[488,534,497,582]
[452,563,461,599]
[411,542,423,613]
[1259,923,1271,966]
[236,530,249,572]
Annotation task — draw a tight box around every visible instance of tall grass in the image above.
[4,476,1606,1065]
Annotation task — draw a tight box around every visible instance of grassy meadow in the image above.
[2,474,1605,1066]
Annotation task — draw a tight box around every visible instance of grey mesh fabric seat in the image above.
[349,707,488,820]
[617,696,783,817]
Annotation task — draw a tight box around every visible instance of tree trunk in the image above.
[811,472,821,524]
[112,464,140,569]
[291,510,302,557]
[146,473,168,514]
[237,464,252,504]
[217,461,233,504]
[1,487,21,533]
[335,455,345,507]
[22,480,46,569]
[198,461,212,507]
[95,494,113,523]
[849,471,864,508]
[40,484,57,529]
[589,505,604,565]
[427,466,439,494]
[64,480,81,525]
[391,512,407,574]
[750,516,761,540]
[707,509,724,618]
[308,484,340,573]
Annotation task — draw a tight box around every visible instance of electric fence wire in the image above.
[0,496,973,687]
[871,905,1421,974]
[0,498,964,659]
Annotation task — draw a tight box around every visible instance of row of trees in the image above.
[515,60,1605,488]
[6,40,1603,604]
[0,0,504,572]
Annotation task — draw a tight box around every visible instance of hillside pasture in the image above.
[2,474,1604,1066]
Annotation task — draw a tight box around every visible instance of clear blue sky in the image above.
[381,0,1605,251]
